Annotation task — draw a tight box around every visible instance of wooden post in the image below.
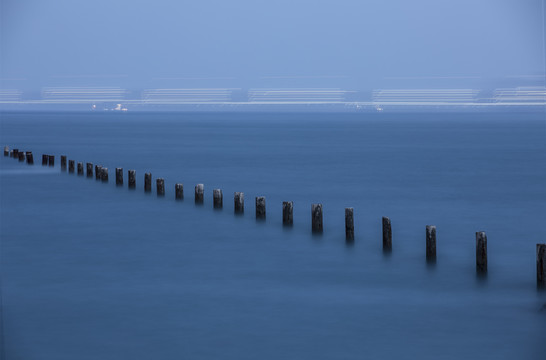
[426,225,436,262]
[48,155,54,167]
[537,244,546,288]
[256,196,266,219]
[156,178,165,196]
[42,154,48,166]
[9,150,13,157]
[213,189,222,208]
[234,192,244,214]
[476,231,487,274]
[283,201,293,225]
[86,163,93,177]
[195,184,204,203]
[128,170,136,188]
[101,167,108,182]
[345,208,354,240]
[12,149,19,159]
[175,183,184,199]
[382,217,392,251]
[61,155,67,170]
[18,151,25,161]
[116,168,123,185]
[25,151,33,164]
[77,162,83,175]
[144,173,152,192]
[68,160,75,173]
[311,204,323,233]
[3,146,8,156]
[95,165,102,180]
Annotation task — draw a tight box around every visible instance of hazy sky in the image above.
[1,0,545,92]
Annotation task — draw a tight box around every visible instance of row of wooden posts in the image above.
[4,145,546,287]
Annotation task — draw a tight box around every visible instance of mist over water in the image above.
[1,111,545,359]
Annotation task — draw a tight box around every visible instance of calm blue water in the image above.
[1,111,545,359]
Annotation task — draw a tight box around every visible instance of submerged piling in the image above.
[234,192,244,214]
[12,149,19,159]
[426,225,437,262]
[256,196,266,219]
[156,178,165,196]
[68,160,75,173]
[311,204,323,233]
[175,183,184,199]
[282,201,293,226]
[144,173,152,192]
[116,168,123,185]
[3,146,8,156]
[18,151,25,161]
[61,156,67,170]
[213,189,222,208]
[26,151,33,164]
[537,244,546,288]
[128,170,136,188]
[95,165,102,180]
[77,162,84,175]
[86,163,93,177]
[48,155,54,167]
[382,217,392,251]
[476,231,487,274]
[101,167,108,182]
[42,154,48,166]
[345,208,354,240]
[195,184,204,203]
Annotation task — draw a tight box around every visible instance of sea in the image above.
[1,111,545,359]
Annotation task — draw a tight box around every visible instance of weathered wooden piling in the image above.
[195,184,204,203]
[101,167,108,182]
[213,189,222,208]
[48,155,54,167]
[42,154,48,165]
[311,204,323,233]
[77,162,83,175]
[156,178,165,196]
[382,217,392,251]
[144,173,152,192]
[25,151,33,164]
[256,196,266,219]
[86,163,93,177]
[68,160,75,173]
[116,168,123,185]
[345,208,354,240]
[3,146,8,156]
[18,151,25,161]
[9,150,13,157]
[12,149,19,159]
[426,225,437,262]
[95,165,102,180]
[282,201,293,225]
[234,192,244,213]
[175,183,184,199]
[128,170,136,188]
[537,244,546,288]
[61,155,67,170]
[476,231,487,274]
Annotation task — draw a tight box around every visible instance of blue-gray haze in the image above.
[1,0,545,93]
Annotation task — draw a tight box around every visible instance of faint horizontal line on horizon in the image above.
[260,75,348,79]
[152,77,237,80]
[49,75,129,78]
[2,100,545,106]
[384,76,481,80]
